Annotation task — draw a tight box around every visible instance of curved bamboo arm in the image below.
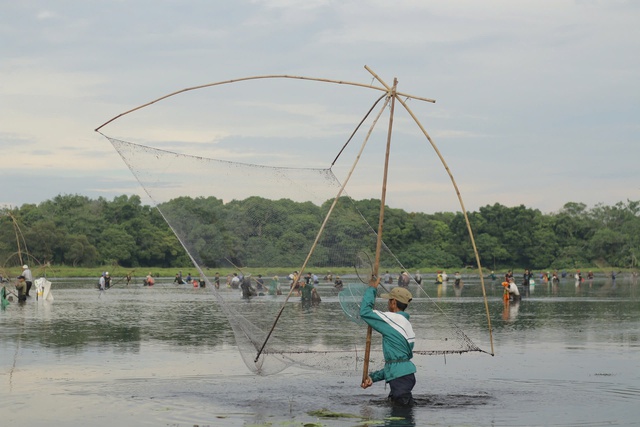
[95,70,434,132]
[395,95,495,356]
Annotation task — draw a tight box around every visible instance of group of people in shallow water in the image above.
[492,268,619,288]
[97,271,112,290]
[96,271,137,289]
[287,271,322,305]
[224,272,281,297]
[92,268,629,308]
[172,271,205,288]
[374,269,465,291]
[498,268,626,303]
[97,270,208,289]
[226,270,325,304]
[380,271,414,287]
[219,270,335,304]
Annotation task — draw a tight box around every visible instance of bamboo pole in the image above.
[12,219,23,267]
[9,214,29,267]
[362,75,398,385]
[95,73,434,132]
[395,96,495,356]
[254,96,391,363]
[366,64,494,355]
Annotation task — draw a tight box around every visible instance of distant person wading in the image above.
[22,265,33,297]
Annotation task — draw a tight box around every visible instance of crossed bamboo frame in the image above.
[96,66,495,382]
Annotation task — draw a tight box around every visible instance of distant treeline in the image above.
[1,194,639,270]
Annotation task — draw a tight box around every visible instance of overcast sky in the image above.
[2,0,639,215]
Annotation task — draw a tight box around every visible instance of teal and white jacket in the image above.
[360,286,416,383]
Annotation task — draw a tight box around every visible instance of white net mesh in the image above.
[97,76,489,376]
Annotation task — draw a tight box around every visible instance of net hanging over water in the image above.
[97,70,493,376]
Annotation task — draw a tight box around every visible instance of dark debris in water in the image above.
[307,408,409,426]
[308,408,362,418]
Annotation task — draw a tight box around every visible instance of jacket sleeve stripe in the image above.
[373,310,416,344]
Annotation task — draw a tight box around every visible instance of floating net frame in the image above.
[95,66,495,377]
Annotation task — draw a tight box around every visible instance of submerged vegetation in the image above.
[1,194,639,272]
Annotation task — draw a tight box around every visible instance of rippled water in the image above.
[1,274,639,426]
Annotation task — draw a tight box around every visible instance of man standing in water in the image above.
[503,276,521,301]
[240,273,254,299]
[22,265,33,297]
[360,285,416,406]
[15,275,28,302]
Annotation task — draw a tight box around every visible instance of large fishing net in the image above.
[97,73,492,376]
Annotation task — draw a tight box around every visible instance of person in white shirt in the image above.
[22,265,33,297]
[506,277,521,301]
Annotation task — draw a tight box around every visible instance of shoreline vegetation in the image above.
[1,265,632,281]
[3,195,639,280]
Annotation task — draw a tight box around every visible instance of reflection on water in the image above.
[1,276,639,426]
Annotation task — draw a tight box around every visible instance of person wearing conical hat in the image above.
[360,285,416,406]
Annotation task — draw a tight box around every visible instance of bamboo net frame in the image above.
[364,66,495,356]
[95,66,495,363]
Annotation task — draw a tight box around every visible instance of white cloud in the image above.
[0,0,638,213]
[36,10,57,20]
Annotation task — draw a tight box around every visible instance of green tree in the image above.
[66,234,99,266]
[98,226,136,265]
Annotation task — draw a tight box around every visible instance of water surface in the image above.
[1,275,638,426]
